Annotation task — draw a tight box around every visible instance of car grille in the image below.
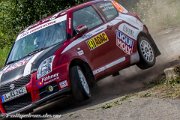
[39,82,59,99]
[0,75,31,96]
[3,93,32,113]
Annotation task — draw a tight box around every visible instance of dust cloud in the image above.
[133,0,180,32]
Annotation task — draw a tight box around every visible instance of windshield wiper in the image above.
[6,59,19,65]
[27,47,47,56]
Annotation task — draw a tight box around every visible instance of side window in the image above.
[73,6,103,31]
[96,2,118,21]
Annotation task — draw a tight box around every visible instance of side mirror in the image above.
[76,25,88,35]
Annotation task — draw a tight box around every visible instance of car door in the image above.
[94,1,131,74]
[72,5,120,75]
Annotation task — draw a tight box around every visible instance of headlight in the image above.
[37,55,55,79]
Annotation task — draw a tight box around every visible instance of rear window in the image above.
[96,2,118,21]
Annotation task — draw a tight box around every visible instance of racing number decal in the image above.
[87,32,109,50]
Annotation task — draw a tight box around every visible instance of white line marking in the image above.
[23,51,44,76]
[93,57,126,75]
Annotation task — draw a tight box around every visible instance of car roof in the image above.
[20,0,110,34]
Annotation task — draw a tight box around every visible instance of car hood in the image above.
[0,44,61,85]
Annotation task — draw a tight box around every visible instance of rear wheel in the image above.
[70,66,91,101]
[137,36,156,69]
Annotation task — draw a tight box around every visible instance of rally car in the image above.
[0,0,160,115]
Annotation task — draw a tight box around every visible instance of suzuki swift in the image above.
[0,0,160,115]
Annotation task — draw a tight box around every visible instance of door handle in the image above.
[107,25,113,30]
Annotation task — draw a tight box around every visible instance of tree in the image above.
[0,0,86,48]
[12,0,88,30]
[0,1,16,48]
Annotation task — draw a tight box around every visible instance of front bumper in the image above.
[0,63,70,114]
[5,87,70,115]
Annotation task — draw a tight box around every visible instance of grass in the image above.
[139,82,180,99]
[0,47,10,68]
[138,72,180,99]
[100,94,134,110]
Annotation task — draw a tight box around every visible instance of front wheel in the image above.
[70,66,91,101]
[137,36,156,69]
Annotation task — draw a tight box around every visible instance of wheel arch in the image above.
[137,31,161,57]
[69,58,95,87]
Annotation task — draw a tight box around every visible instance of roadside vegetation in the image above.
[0,47,10,68]
[139,66,180,99]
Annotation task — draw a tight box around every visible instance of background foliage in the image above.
[0,0,86,68]
[0,0,86,49]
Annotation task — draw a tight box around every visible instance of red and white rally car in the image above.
[0,0,160,114]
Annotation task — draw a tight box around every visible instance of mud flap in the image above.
[147,34,161,57]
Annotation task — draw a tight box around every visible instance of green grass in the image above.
[138,73,180,99]
[0,47,10,68]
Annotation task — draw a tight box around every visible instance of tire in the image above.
[137,36,156,69]
[70,66,91,101]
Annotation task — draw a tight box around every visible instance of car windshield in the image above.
[6,20,67,64]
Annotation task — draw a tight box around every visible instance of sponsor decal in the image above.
[5,57,32,73]
[69,18,71,29]
[87,32,109,50]
[82,33,93,39]
[122,25,135,38]
[118,23,138,40]
[19,21,56,39]
[116,30,134,55]
[17,15,67,40]
[42,73,59,85]
[77,50,84,56]
[99,2,114,12]
[59,80,68,89]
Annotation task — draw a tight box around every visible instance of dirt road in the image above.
[29,27,180,120]
[59,98,180,120]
